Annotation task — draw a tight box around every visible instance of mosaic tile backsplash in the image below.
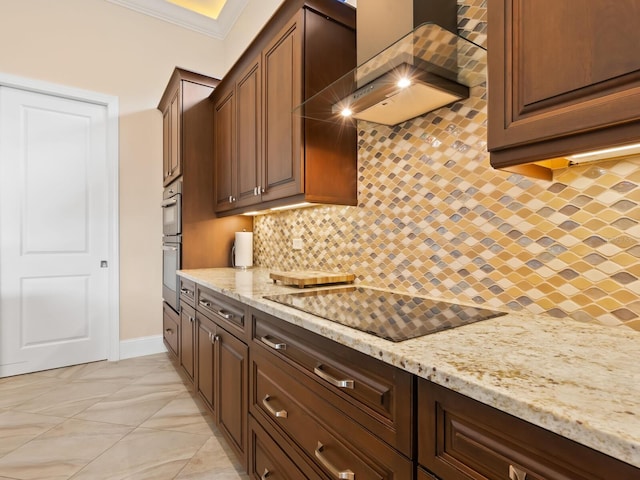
[253,0,640,331]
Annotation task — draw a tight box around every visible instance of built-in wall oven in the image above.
[162,180,182,312]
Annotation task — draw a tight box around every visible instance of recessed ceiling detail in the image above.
[105,0,249,39]
[166,0,226,20]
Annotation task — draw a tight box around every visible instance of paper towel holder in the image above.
[232,230,253,269]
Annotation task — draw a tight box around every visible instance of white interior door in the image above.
[0,85,112,377]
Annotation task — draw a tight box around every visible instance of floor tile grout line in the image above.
[0,410,66,462]
[66,424,139,480]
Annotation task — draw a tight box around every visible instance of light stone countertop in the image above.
[178,267,640,468]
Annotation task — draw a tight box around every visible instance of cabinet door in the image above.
[179,303,196,382]
[236,58,262,208]
[488,0,640,165]
[162,105,171,186]
[196,314,216,414]
[164,88,181,185]
[216,325,248,469]
[262,12,303,202]
[162,302,179,358]
[214,87,236,212]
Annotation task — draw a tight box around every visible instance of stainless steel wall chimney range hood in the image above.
[294,0,486,126]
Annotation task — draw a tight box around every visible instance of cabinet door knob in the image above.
[189,316,194,323]
[261,468,270,480]
[314,442,354,480]
[262,394,288,418]
[213,334,220,343]
[165,328,173,334]
[509,465,527,480]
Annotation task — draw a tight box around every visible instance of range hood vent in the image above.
[294,22,486,126]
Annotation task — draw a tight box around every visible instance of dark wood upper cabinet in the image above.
[261,14,303,203]
[236,58,262,209]
[158,68,252,268]
[488,0,640,178]
[213,87,236,212]
[161,88,181,186]
[212,0,357,215]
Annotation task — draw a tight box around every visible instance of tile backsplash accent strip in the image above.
[253,0,640,331]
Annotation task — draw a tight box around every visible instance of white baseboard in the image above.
[119,335,167,360]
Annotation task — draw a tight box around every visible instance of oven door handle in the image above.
[161,198,178,208]
[162,245,178,251]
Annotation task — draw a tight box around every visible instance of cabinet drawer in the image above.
[197,285,246,338]
[179,277,196,307]
[418,379,639,480]
[162,302,179,358]
[252,309,413,455]
[249,415,324,480]
[251,346,413,480]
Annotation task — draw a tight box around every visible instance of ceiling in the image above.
[105,0,250,39]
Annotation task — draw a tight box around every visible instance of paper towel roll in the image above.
[234,231,253,268]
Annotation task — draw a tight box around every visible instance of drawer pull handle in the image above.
[199,300,212,308]
[314,365,354,389]
[180,288,193,296]
[261,468,270,479]
[314,442,355,480]
[216,309,233,320]
[261,335,287,350]
[165,328,173,334]
[262,395,288,418]
[509,465,527,480]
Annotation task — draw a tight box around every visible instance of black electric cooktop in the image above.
[264,287,506,342]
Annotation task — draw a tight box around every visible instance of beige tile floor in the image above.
[0,353,249,480]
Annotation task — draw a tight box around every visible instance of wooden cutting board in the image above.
[269,270,355,288]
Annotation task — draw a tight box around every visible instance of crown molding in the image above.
[105,0,249,39]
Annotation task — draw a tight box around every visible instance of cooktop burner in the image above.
[264,287,506,342]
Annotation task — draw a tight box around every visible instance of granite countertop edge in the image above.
[178,267,640,468]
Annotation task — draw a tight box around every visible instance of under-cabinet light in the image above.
[340,107,353,117]
[568,143,640,164]
[269,202,313,212]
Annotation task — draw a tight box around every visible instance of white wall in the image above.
[0,0,227,341]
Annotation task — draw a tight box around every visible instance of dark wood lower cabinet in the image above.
[162,302,179,358]
[196,312,216,413]
[193,299,249,471]
[216,325,248,468]
[171,280,639,480]
[418,379,639,480]
[179,302,196,383]
[249,415,325,480]
[250,341,413,480]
